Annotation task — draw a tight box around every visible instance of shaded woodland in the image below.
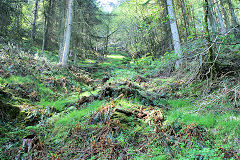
[0,0,239,159]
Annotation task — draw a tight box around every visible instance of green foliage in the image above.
[0,75,32,84]
[132,52,178,76]
[37,99,67,111]
[166,96,239,152]
[56,100,105,126]
[0,75,55,101]
[110,68,138,82]
[38,90,100,111]
[47,100,106,142]
[177,147,223,160]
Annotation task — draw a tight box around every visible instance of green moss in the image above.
[182,113,216,127]
[166,97,239,151]
[0,75,32,84]
[53,100,105,129]
[45,100,106,145]
[37,99,67,111]
[133,143,167,160]
[38,90,100,111]
[37,83,55,96]
[134,154,167,160]
[177,147,223,160]
[166,99,216,128]
[109,68,138,82]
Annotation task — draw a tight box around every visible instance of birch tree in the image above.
[166,0,182,68]
[61,0,73,67]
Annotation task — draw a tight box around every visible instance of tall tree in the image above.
[214,0,226,34]
[207,0,217,33]
[180,0,190,40]
[219,0,230,31]
[58,0,66,62]
[61,0,74,67]
[203,0,215,79]
[0,1,13,36]
[31,0,39,43]
[166,0,182,68]
[227,0,239,37]
[227,0,238,27]
[42,0,55,51]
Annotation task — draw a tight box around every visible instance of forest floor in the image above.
[0,43,239,159]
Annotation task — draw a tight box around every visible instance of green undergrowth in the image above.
[131,52,178,77]
[0,75,55,100]
[166,98,239,150]
[0,75,32,84]
[37,89,100,111]
[45,100,106,145]
[109,68,138,82]
[55,100,105,127]
[1,44,239,159]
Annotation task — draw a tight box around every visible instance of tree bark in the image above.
[61,0,73,67]
[41,0,46,54]
[42,0,55,50]
[203,0,215,80]
[207,0,217,34]
[166,0,182,69]
[180,0,189,40]
[58,0,66,62]
[214,0,226,34]
[219,0,230,31]
[31,0,39,43]
[42,0,51,52]
[189,4,197,36]
[227,0,238,27]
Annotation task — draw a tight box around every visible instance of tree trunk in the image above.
[227,0,239,38]
[214,0,226,34]
[58,0,66,62]
[103,23,110,57]
[15,0,23,39]
[159,0,172,54]
[41,0,46,54]
[42,0,51,52]
[43,0,55,50]
[180,0,189,40]
[31,0,39,43]
[190,4,196,36]
[203,0,215,80]
[207,0,217,34]
[166,0,182,69]
[227,0,238,27]
[61,0,73,67]
[219,0,230,31]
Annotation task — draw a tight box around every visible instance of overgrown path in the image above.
[0,49,239,159]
